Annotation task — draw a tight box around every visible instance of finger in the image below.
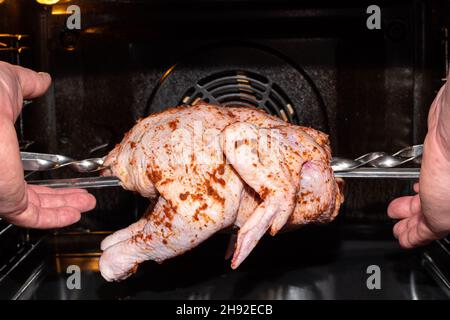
[405,225,427,248]
[387,194,421,219]
[413,183,419,193]
[398,215,419,248]
[415,215,440,244]
[29,185,88,195]
[7,203,81,229]
[393,219,408,239]
[12,64,51,99]
[37,192,96,212]
[398,214,436,248]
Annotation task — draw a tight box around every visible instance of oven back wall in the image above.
[19,0,445,231]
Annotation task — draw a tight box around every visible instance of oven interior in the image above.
[0,0,450,299]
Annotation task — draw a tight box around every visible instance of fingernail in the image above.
[38,72,51,80]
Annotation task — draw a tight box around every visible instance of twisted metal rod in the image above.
[21,152,106,173]
[331,144,423,172]
[22,144,423,175]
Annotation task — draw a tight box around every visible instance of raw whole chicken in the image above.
[99,102,344,281]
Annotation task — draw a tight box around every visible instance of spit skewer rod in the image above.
[21,144,424,174]
[27,168,420,189]
[23,144,423,188]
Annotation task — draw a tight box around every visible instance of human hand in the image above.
[388,77,450,247]
[0,61,96,228]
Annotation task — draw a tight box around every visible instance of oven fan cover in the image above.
[145,45,328,130]
[179,70,297,123]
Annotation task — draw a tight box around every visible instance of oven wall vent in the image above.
[179,70,298,124]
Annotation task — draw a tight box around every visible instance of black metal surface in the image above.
[13,225,450,300]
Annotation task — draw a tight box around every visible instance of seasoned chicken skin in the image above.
[99,102,343,281]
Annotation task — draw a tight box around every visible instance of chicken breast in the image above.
[99,102,344,281]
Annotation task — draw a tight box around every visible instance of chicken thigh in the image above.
[99,102,343,281]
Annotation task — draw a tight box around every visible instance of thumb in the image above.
[12,64,51,99]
